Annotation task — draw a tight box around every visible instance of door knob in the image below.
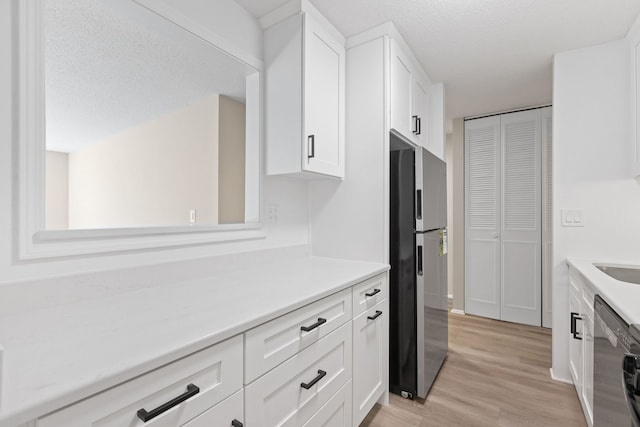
[492,232,499,238]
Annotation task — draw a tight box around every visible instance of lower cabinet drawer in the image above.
[303,380,352,427]
[245,288,352,384]
[183,389,244,427]
[245,322,353,427]
[37,336,243,427]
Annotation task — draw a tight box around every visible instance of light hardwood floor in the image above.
[362,311,587,427]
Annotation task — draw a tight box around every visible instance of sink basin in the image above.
[594,264,640,285]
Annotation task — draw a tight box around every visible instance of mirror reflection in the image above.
[44,0,255,230]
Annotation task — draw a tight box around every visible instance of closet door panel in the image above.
[500,110,541,326]
[464,116,501,320]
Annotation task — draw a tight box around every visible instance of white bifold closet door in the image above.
[465,109,542,326]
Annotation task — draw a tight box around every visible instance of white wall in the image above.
[0,0,310,285]
[68,95,220,229]
[309,36,387,264]
[552,38,640,381]
[45,151,69,230]
[218,95,246,224]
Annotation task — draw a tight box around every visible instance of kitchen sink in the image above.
[594,264,640,285]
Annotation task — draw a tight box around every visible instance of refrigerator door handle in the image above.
[417,245,423,276]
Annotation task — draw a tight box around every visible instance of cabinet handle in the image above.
[417,245,423,276]
[365,288,381,297]
[231,420,244,427]
[301,369,327,389]
[308,134,315,158]
[412,115,419,134]
[570,312,583,340]
[416,117,421,135]
[301,317,326,332]
[137,384,199,422]
[416,190,422,220]
[368,310,383,321]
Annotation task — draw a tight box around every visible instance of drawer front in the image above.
[182,389,243,427]
[353,300,387,426]
[302,380,352,427]
[352,274,387,317]
[245,288,352,384]
[38,336,243,427]
[245,322,352,427]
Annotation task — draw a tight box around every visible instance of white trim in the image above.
[549,368,573,385]
[450,309,465,315]
[14,0,265,260]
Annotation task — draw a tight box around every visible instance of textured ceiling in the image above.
[45,0,252,153]
[237,0,640,124]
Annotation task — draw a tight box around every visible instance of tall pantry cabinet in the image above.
[464,107,552,327]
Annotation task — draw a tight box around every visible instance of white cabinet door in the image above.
[352,300,387,426]
[465,115,501,320]
[302,380,352,427]
[500,109,541,326]
[303,12,345,177]
[182,390,243,427]
[390,40,413,140]
[264,10,345,179]
[582,308,594,426]
[568,289,583,389]
[412,76,429,149]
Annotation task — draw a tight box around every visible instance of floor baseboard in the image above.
[450,308,465,315]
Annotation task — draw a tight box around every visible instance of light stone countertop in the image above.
[567,258,640,325]
[0,256,388,427]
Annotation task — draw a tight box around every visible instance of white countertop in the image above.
[0,256,388,426]
[567,258,640,324]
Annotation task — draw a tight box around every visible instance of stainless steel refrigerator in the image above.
[389,133,448,399]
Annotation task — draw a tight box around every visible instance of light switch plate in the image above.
[561,209,585,227]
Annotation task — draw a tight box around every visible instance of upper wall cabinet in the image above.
[629,15,640,177]
[390,39,445,160]
[264,2,346,179]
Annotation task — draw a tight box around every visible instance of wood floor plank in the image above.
[361,312,586,427]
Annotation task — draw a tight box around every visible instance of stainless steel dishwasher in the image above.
[593,295,640,427]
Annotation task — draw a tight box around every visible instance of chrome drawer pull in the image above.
[301,369,327,389]
[365,288,381,297]
[136,383,199,422]
[231,420,244,427]
[368,310,383,321]
[301,317,326,332]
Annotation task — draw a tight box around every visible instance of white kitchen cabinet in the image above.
[245,322,352,427]
[264,3,345,179]
[568,265,595,427]
[352,299,388,426]
[303,380,352,427]
[244,288,352,384]
[182,390,244,427]
[37,336,243,427]
[390,39,430,151]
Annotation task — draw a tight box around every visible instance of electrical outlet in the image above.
[561,209,584,227]
[267,205,279,223]
[189,209,196,224]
